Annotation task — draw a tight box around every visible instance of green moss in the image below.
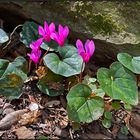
[70,1,126,35]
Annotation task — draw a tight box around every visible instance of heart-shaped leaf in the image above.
[67,83,104,123]
[0,59,9,77]
[20,21,39,47]
[43,45,84,77]
[0,74,23,99]
[97,62,138,105]
[37,70,64,96]
[102,118,112,128]
[0,28,9,43]
[2,56,28,81]
[104,111,112,120]
[40,40,59,52]
[117,53,140,74]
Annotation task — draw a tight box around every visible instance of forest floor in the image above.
[0,22,140,139]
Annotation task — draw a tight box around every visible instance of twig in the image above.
[79,61,84,83]
[3,24,23,50]
[39,47,51,65]
[69,128,73,139]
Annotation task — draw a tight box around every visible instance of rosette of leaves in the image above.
[0,56,28,99]
[97,62,138,105]
[43,45,84,77]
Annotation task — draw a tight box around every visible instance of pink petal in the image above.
[85,39,90,54]
[50,32,58,41]
[49,22,55,33]
[58,39,64,47]
[44,21,49,33]
[38,26,45,36]
[36,38,43,46]
[45,36,51,42]
[63,26,69,39]
[58,24,63,35]
[76,39,84,55]
[80,52,90,62]
[85,40,95,57]
[88,40,95,56]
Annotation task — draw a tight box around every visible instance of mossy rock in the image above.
[2,1,140,66]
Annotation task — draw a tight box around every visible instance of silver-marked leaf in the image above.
[0,28,9,43]
[43,45,84,77]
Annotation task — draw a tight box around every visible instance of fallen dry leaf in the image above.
[59,115,68,129]
[53,126,68,138]
[2,103,15,116]
[24,76,39,83]
[35,66,47,79]
[104,102,113,112]
[14,126,36,139]
[19,110,41,125]
[111,124,120,138]
[45,100,60,108]
[0,109,28,130]
[128,112,140,139]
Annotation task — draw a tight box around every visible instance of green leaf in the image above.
[112,101,121,109]
[20,21,39,47]
[104,111,112,120]
[0,74,23,99]
[67,83,104,123]
[120,126,129,135]
[124,104,132,111]
[0,59,9,77]
[83,75,96,84]
[117,53,140,74]
[72,122,81,131]
[2,56,28,81]
[40,40,59,52]
[102,118,112,128]
[97,62,138,105]
[37,70,64,96]
[0,28,9,43]
[44,45,84,77]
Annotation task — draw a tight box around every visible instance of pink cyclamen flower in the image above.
[38,21,55,42]
[27,38,43,64]
[51,24,69,47]
[76,39,95,62]
[27,50,41,64]
[29,38,43,52]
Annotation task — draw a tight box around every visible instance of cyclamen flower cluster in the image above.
[27,38,43,64]
[28,21,69,64]
[28,21,95,64]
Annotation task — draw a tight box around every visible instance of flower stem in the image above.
[39,47,51,65]
[79,61,84,83]
[28,59,32,73]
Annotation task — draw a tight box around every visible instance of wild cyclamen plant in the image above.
[19,21,139,127]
